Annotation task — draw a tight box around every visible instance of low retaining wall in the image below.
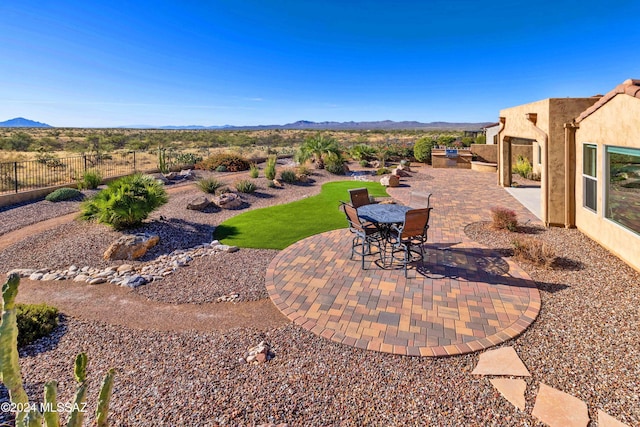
[471,161,498,173]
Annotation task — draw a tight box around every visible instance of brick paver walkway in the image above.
[266,166,543,356]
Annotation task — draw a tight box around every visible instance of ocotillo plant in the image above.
[0,273,115,427]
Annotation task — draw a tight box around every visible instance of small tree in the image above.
[295,134,341,169]
[414,137,435,163]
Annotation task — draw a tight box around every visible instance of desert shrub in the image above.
[78,169,102,190]
[265,155,277,180]
[195,153,250,172]
[490,206,518,231]
[359,159,369,167]
[45,187,83,202]
[215,165,228,172]
[376,167,391,175]
[476,135,487,144]
[249,164,259,178]
[196,177,223,194]
[512,155,533,179]
[16,303,59,347]
[280,169,298,183]
[296,164,312,176]
[266,180,276,188]
[414,137,436,163]
[349,143,377,161]
[324,153,345,175]
[79,173,168,230]
[400,159,411,167]
[512,237,556,267]
[175,152,203,166]
[235,179,256,193]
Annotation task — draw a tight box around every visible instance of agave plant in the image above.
[80,173,168,230]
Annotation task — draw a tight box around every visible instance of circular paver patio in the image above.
[266,228,540,356]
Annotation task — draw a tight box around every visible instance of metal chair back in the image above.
[348,188,371,208]
[400,208,431,239]
[409,191,432,208]
[343,203,365,232]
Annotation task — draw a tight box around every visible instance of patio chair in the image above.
[409,191,432,208]
[342,203,383,270]
[389,207,432,277]
[348,187,371,208]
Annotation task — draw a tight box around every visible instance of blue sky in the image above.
[1,0,639,127]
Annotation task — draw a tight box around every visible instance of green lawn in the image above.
[215,181,388,249]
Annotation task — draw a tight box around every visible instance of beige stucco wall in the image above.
[575,94,640,271]
[470,144,497,163]
[499,97,598,226]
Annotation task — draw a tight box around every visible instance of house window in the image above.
[537,144,542,166]
[606,146,640,235]
[583,144,597,212]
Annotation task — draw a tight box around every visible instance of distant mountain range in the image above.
[123,120,491,131]
[1,117,491,131]
[0,117,52,128]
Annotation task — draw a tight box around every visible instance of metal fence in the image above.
[0,152,138,195]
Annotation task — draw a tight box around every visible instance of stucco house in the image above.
[496,79,640,271]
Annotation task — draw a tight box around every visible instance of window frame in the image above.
[582,143,598,213]
[605,145,640,236]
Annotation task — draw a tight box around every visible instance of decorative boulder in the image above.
[272,179,283,188]
[103,233,160,261]
[149,173,169,184]
[380,175,400,187]
[178,169,195,180]
[187,196,211,211]
[213,192,243,209]
[392,167,410,177]
[163,172,178,180]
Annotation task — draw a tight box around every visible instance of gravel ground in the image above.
[0,189,98,236]
[0,166,638,426]
[465,222,640,425]
[12,319,531,427]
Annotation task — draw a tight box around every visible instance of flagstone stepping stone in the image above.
[489,378,526,411]
[597,410,630,427]
[471,346,531,377]
[532,383,589,427]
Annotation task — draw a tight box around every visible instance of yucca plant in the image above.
[235,179,256,194]
[79,173,168,230]
[249,163,259,178]
[264,155,277,180]
[196,177,223,194]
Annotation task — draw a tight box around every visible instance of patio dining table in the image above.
[357,204,412,266]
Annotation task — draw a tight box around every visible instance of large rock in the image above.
[178,169,195,180]
[380,175,400,187]
[149,173,169,184]
[103,233,160,261]
[187,196,211,211]
[213,192,243,209]
[392,167,410,177]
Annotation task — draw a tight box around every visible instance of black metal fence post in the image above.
[13,162,18,193]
